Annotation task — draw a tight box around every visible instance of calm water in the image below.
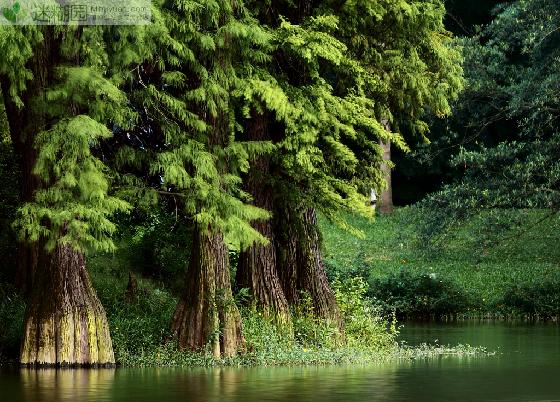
[1,322,559,402]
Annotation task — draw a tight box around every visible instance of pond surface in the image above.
[1,322,559,402]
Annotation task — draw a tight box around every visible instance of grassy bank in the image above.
[321,208,560,320]
[88,252,401,366]
[0,237,490,366]
[2,207,519,365]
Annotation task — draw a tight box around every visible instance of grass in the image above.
[82,233,492,366]
[320,207,560,318]
[1,207,507,366]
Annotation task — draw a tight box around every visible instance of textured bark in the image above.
[172,227,245,357]
[275,208,300,306]
[20,244,115,366]
[297,208,343,328]
[379,120,393,214]
[276,207,343,330]
[236,113,291,324]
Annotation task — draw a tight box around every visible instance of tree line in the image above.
[0,0,462,365]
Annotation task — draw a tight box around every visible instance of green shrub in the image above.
[368,270,478,319]
[498,277,560,319]
[0,284,25,362]
[333,277,396,350]
[291,291,341,349]
[91,269,178,365]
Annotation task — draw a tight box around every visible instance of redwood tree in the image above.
[236,112,291,324]
[237,0,464,328]
[0,26,135,365]
[126,0,272,356]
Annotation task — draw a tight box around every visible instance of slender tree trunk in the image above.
[236,113,291,324]
[20,244,115,366]
[172,227,245,357]
[379,120,393,214]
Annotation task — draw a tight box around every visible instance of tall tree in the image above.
[237,0,463,326]
[236,111,292,324]
[0,26,135,365]
[117,0,273,356]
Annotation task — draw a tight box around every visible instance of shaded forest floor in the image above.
[321,208,560,320]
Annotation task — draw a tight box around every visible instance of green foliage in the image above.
[291,291,341,349]
[89,254,178,363]
[322,0,464,129]
[240,307,294,354]
[113,205,192,292]
[499,276,560,319]
[235,0,464,236]
[0,284,25,362]
[115,0,275,249]
[416,0,560,232]
[16,115,131,252]
[333,277,396,349]
[0,26,145,254]
[369,270,477,319]
[321,208,560,318]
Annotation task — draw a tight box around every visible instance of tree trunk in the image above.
[379,120,393,214]
[171,227,245,358]
[236,113,291,324]
[276,207,343,330]
[297,208,343,328]
[275,207,300,306]
[0,29,55,296]
[20,244,115,366]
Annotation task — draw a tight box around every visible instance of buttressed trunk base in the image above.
[172,228,245,358]
[20,244,115,366]
[277,207,343,331]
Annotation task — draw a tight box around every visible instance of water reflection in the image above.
[16,368,115,402]
[1,323,559,402]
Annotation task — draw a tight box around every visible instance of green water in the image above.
[1,322,559,402]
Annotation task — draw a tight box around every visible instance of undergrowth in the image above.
[321,207,560,319]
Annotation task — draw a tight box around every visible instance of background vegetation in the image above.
[322,209,560,320]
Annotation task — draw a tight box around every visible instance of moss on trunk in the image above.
[20,244,114,366]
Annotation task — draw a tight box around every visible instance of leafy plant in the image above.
[369,270,477,320]
[498,277,560,320]
[333,277,396,350]
[0,284,25,362]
